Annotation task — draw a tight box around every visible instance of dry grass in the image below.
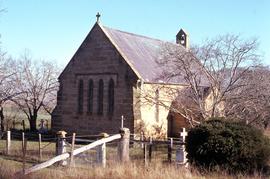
[0,139,268,179]
[0,139,55,163]
[32,162,195,179]
[1,158,190,179]
[0,158,267,179]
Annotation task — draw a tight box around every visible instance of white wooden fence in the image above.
[14,127,130,176]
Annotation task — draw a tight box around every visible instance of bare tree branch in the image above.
[151,34,261,127]
[11,51,59,131]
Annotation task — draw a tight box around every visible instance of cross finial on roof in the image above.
[96,12,101,23]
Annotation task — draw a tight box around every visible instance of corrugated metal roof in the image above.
[102,25,183,83]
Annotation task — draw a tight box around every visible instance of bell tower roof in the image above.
[176,28,189,49]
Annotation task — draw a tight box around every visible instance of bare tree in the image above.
[0,50,20,132]
[12,52,59,131]
[225,66,270,128]
[155,34,260,126]
[0,5,20,133]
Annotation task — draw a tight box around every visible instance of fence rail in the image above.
[1,127,188,177]
[13,129,130,176]
[18,134,121,175]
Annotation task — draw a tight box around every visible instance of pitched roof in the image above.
[59,22,202,85]
[100,24,186,84]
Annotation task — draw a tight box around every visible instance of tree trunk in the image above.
[29,114,37,131]
[0,106,4,132]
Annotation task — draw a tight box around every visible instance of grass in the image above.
[0,139,268,178]
[0,158,194,179]
[0,139,186,179]
[1,127,270,179]
[3,104,51,131]
[0,139,55,166]
[0,158,267,179]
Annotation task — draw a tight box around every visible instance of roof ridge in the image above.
[99,23,189,84]
[103,25,171,43]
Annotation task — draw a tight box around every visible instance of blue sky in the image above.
[0,0,269,67]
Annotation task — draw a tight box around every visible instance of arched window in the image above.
[108,79,114,115]
[78,79,84,113]
[155,89,159,122]
[87,79,94,114]
[97,79,104,115]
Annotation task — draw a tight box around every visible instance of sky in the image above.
[0,0,269,67]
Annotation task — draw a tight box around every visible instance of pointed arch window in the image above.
[97,79,104,115]
[108,79,114,115]
[88,79,94,114]
[78,79,84,113]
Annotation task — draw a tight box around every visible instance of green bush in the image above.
[186,118,270,174]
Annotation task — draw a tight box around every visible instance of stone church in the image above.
[52,17,200,137]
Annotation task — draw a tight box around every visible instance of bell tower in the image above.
[176,29,189,49]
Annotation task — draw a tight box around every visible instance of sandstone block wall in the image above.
[52,24,137,135]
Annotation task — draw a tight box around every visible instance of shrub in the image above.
[186,118,270,174]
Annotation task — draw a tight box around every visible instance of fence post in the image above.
[38,133,42,162]
[22,138,27,174]
[22,131,25,173]
[56,130,67,166]
[140,132,144,149]
[168,138,173,163]
[6,130,10,155]
[22,132,25,154]
[144,142,147,166]
[96,142,106,168]
[118,128,130,162]
[96,133,108,167]
[148,136,152,162]
[69,133,76,167]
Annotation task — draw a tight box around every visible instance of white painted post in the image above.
[168,138,173,162]
[56,131,67,166]
[38,133,42,162]
[118,128,130,162]
[69,133,76,167]
[140,132,144,149]
[22,138,27,174]
[121,115,124,128]
[21,132,25,172]
[176,128,188,165]
[22,132,25,155]
[96,133,107,167]
[96,143,106,168]
[6,131,11,155]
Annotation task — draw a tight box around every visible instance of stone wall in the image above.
[52,23,137,135]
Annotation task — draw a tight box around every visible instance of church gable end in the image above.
[52,23,138,134]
